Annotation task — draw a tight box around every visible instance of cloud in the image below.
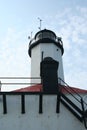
[53,6,87,89]
[45,5,87,89]
[0,28,31,91]
[0,28,31,76]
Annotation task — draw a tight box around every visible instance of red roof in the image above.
[13,84,87,94]
[13,84,42,92]
[60,85,87,94]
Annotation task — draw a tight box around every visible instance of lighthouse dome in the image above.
[28,29,64,57]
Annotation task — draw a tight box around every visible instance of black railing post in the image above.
[39,94,43,114]
[3,94,7,114]
[81,98,87,129]
[21,94,25,114]
[56,93,61,113]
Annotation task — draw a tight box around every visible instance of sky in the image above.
[0,0,87,91]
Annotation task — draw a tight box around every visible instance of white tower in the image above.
[28,29,64,84]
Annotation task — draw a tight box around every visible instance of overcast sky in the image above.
[0,0,87,91]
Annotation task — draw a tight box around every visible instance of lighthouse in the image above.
[28,29,64,84]
[0,29,87,130]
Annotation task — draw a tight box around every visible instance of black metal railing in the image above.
[29,35,63,47]
[0,91,60,114]
[58,78,87,108]
[59,78,87,128]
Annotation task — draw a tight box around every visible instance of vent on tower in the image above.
[40,57,59,93]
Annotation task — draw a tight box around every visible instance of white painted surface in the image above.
[0,94,87,130]
[41,43,64,81]
[31,44,41,84]
[31,42,64,84]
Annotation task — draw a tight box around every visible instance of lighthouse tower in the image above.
[0,29,87,130]
[28,29,64,84]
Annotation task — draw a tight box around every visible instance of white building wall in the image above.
[31,44,41,84]
[0,94,87,130]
